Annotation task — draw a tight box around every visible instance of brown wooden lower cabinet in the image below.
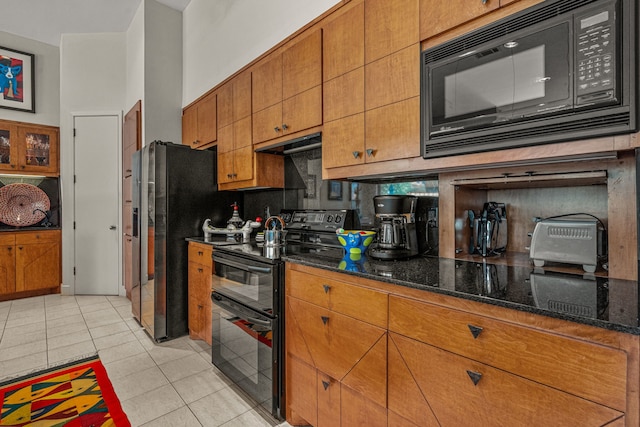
[187,241,213,344]
[284,263,639,427]
[0,230,61,301]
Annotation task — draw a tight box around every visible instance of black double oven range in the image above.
[209,209,359,419]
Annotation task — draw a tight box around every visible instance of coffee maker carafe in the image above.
[369,195,420,260]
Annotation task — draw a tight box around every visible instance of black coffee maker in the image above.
[369,195,420,260]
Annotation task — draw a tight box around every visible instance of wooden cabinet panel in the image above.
[317,372,341,427]
[389,295,628,410]
[15,231,61,292]
[287,357,318,427]
[283,30,322,100]
[287,269,388,328]
[234,72,252,121]
[287,296,386,381]
[252,104,282,144]
[389,332,624,426]
[0,244,15,295]
[281,86,322,136]
[323,68,364,122]
[188,242,213,344]
[233,145,254,182]
[365,0,419,64]
[182,92,217,148]
[420,0,499,41]
[252,55,283,113]
[364,96,421,162]
[197,92,217,146]
[322,114,365,169]
[365,44,420,110]
[340,384,387,427]
[217,83,233,129]
[323,2,364,81]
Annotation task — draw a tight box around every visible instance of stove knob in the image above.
[327,214,333,222]
[335,215,342,223]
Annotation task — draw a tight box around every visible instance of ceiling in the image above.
[0,0,192,47]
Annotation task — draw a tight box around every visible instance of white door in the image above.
[74,114,120,295]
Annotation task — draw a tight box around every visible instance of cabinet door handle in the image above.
[322,284,331,294]
[198,251,203,256]
[197,268,203,273]
[352,151,360,159]
[366,148,374,157]
[282,123,288,131]
[322,380,330,390]
[227,174,232,179]
[274,126,281,132]
[18,246,23,250]
[7,247,11,252]
[467,370,483,386]
[482,0,488,4]
[468,324,483,339]
[321,316,329,325]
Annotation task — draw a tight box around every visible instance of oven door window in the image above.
[211,293,276,414]
[212,254,274,314]
[429,22,571,133]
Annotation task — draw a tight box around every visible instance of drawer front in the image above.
[188,242,212,267]
[0,234,15,246]
[15,230,60,245]
[389,295,627,410]
[287,269,388,328]
[389,332,624,427]
[287,296,386,382]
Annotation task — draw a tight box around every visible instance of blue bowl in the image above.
[336,230,376,254]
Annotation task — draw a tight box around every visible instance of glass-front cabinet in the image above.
[0,121,59,176]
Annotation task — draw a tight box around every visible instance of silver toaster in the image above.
[529,218,605,273]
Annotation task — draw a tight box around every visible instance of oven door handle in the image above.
[247,316,272,327]
[213,254,272,274]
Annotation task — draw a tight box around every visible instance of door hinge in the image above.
[73,267,76,275]
[74,174,76,183]
[73,221,76,230]
[73,128,76,137]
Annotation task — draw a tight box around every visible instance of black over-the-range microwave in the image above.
[421,0,638,159]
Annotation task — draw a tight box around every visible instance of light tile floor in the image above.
[0,294,292,427]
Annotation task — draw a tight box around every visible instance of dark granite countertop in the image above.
[0,226,61,232]
[283,250,640,335]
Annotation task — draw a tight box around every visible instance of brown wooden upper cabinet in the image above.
[217,72,253,185]
[322,0,420,172]
[0,120,59,176]
[252,30,322,146]
[420,0,501,41]
[182,91,217,148]
[365,0,420,63]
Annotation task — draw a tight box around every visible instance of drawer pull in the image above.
[468,324,483,339]
[197,268,203,273]
[467,370,483,386]
[321,316,330,325]
[322,284,331,294]
[322,380,330,390]
[198,251,203,256]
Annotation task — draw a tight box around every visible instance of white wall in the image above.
[59,32,127,295]
[182,0,340,106]
[144,0,182,146]
[0,31,60,126]
[126,2,145,133]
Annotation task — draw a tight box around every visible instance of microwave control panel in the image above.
[575,2,617,105]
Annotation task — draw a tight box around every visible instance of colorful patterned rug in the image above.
[0,355,130,426]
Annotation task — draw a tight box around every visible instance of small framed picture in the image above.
[0,46,35,113]
[328,180,342,201]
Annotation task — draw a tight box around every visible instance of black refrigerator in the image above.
[131,140,238,342]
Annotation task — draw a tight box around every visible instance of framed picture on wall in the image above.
[0,46,35,113]
[328,180,342,201]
